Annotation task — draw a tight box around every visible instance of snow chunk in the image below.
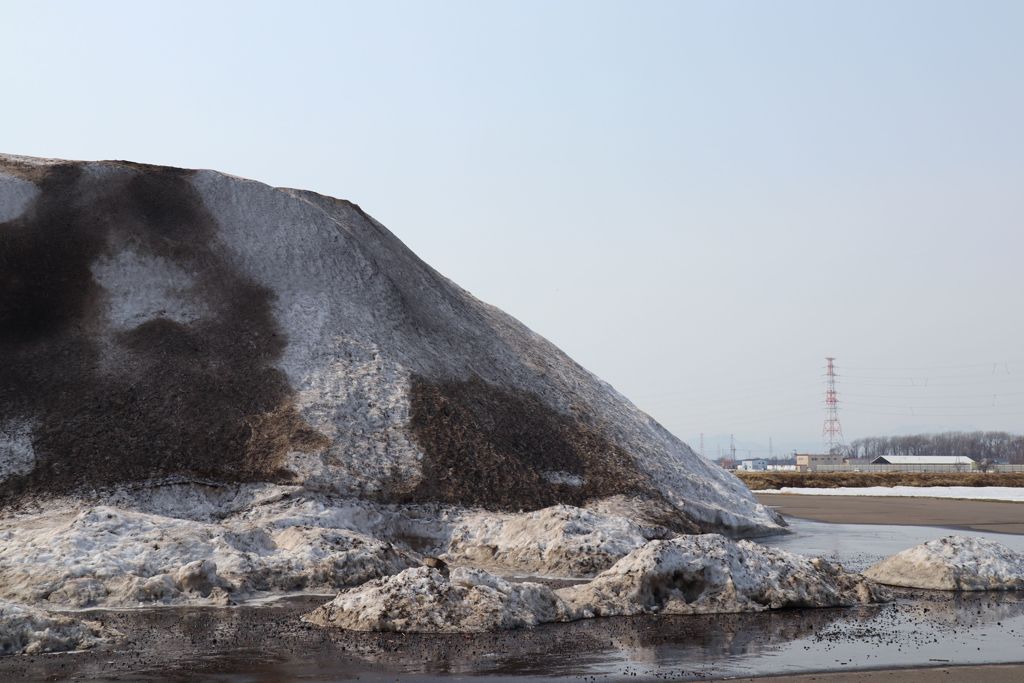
[444,504,651,576]
[864,536,1024,591]
[306,535,888,632]
[173,559,221,597]
[304,567,567,632]
[0,600,106,656]
[559,534,887,616]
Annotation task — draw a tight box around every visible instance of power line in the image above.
[844,390,1024,400]
[842,359,1023,372]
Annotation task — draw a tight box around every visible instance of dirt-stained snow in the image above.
[0,153,781,538]
[864,536,1024,591]
[0,501,418,608]
[0,600,107,656]
[0,153,788,619]
[559,534,886,617]
[0,484,682,608]
[304,567,568,632]
[305,535,888,632]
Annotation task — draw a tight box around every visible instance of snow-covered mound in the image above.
[864,536,1024,591]
[0,600,107,656]
[305,535,887,632]
[0,153,779,537]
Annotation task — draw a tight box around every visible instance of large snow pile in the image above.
[0,600,106,656]
[0,153,789,615]
[864,536,1024,590]
[305,535,888,632]
[0,153,780,538]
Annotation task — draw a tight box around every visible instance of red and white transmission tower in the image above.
[822,356,844,452]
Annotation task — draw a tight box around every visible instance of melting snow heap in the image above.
[0,600,108,656]
[864,536,1024,591]
[0,153,794,647]
[305,534,887,632]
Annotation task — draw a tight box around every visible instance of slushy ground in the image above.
[4,497,1024,682]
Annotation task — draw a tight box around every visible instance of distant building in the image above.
[843,457,873,467]
[739,459,767,472]
[870,455,976,468]
[795,453,843,472]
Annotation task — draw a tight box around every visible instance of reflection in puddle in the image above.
[765,517,1024,572]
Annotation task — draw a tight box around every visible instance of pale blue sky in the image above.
[3,1,1023,456]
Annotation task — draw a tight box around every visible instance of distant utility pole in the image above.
[769,437,773,459]
[823,357,844,453]
[699,432,704,458]
[730,434,736,461]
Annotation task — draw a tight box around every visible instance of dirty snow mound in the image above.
[1,152,788,610]
[1,487,703,608]
[559,534,887,617]
[304,566,567,632]
[0,153,781,537]
[864,536,1024,590]
[0,600,106,656]
[0,504,418,608]
[306,536,888,632]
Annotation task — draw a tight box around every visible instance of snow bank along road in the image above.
[762,486,1024,502]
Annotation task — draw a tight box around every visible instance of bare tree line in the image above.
[841,431,1024,463]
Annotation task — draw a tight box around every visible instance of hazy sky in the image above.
[3,1,1023,456]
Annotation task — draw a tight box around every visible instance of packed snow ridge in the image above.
[304,534,889,632]
[0,485,673,609]
[864,536,1024,591]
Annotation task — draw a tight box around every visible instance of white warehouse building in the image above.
[869,455,976,470]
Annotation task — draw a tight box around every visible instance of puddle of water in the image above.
[765,517,1024,572]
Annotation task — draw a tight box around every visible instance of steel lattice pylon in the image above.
[822,356,844,452]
